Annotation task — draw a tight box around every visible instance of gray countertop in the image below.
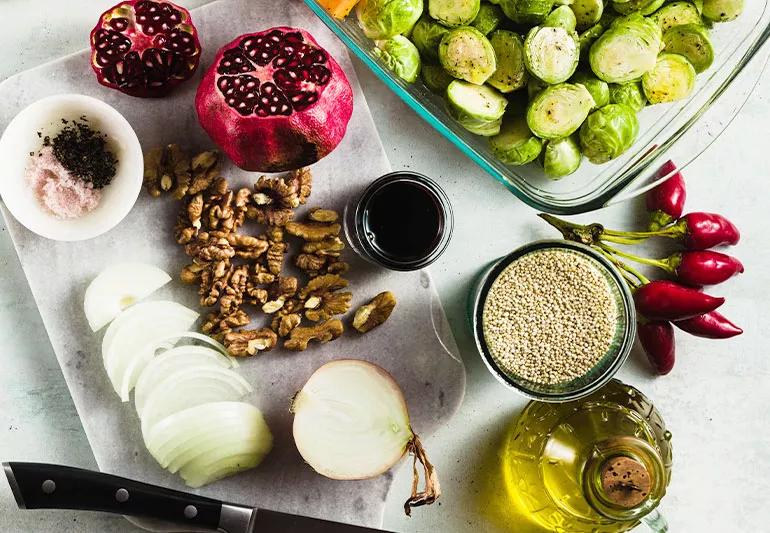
[1,1,769,532]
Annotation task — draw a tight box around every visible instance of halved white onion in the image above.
[84,263,171,332]
[101,301,199,400]
[292,360,440,515]
[138,364,252,435]
[144,402,272,488]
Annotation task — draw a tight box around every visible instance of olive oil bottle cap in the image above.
[599,456,652,509]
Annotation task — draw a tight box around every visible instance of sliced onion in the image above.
[134,346,235,417]
[138,365,252,435]
[84,263,171,332]
[144,401,272,487]
[292,359,440,515]
[101,301,199,400]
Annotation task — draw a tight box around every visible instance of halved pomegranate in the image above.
[195,27,354,172]
[90,0,201,98]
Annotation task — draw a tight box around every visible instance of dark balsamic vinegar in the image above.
[363,179,443,261]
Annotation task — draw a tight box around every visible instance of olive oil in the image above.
[502,380,672,533]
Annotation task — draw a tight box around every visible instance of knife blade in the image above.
[3,462,392,533]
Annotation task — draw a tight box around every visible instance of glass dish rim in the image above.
[469,240,637,403]
[304,0,770,214]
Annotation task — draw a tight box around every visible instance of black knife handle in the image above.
[4,462,222,530]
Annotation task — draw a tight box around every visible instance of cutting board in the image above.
[0,0,466,529]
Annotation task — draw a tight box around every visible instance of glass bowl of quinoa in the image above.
[470,240,636,402]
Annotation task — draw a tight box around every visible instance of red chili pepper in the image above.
[673,212,741,250]
[668,250,744,286]
[634,280,724,321]
[674,311,743,339]
[638,320,676,375]
[646,160,686,231]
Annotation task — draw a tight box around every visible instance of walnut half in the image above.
[284,319,344,351]
[224,328,278,357]
[353,291,397,333]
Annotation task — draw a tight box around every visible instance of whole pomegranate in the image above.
[195,28,354,172]
[90,0,201,98]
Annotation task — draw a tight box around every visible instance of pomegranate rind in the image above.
[195,27,354,172]
[89,0,202,98]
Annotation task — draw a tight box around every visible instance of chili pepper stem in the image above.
[594,247,649,288]
[598,243,674,274]
[539,213,685,245]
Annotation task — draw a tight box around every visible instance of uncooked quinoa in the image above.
[482,248,618,385]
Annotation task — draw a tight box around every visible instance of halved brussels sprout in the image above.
[374,35,422,83]
[429,0,481,27]
[570,0,603,29]
[488,30,529,93]
[578,23,605,60]
[571,71,610,109]
[422,63,456,92]
[649,1,702,31]
[589,13,662,83]
[612,0,665,16]
[439,26,497,85]
[541,135,582,177]
[472,2,505,34]
[356,0,424,39]
[702,0,743,22]
[663,23,714,72]
[490,116,544,165]
[609,81,647,111]
[447,80,508,136]
[499,0,556,25]
[642,52,696,104]
[579,103,639,163]
[544,5,577,31]
[524,26,580,84]
[411,17,451,60]
[527,77,549,100]
[527,82,595,139]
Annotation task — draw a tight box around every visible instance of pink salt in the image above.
[25,146,101,219]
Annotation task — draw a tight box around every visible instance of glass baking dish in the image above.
[304,0,770,214]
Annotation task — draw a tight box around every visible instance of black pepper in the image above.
[44,119,118,189]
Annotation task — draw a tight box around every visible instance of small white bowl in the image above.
[0,94,143,241]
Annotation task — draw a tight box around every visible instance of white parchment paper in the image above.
[0,0,466,528]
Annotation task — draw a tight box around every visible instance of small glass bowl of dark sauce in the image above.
[345,171,453,271]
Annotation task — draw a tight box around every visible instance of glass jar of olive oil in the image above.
[503,379,673,533]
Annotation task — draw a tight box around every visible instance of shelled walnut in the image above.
[299,274,352,322]
[224,328,278,356]
[353,291,397,333]
[284,319,344,351]
[143,146,221,199]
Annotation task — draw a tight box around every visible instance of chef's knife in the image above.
[3,462,392,533]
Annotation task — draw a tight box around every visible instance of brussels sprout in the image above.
[663,23,714,72]
[692,0,704,13]
[702,0,743,22]
[488,30,529,93]
[579,103,639,163]
[374,35,422,83]
[411,17,451,60]
[447,80,508,136]
[589,13,662,83]
[490,116,544,165]
[541,135,582,177]
[578,23,605,60]
[570,0,603,29]
[472,2,505,34]
[649,2,702,31]
[499,0,556,25]
[544,5,577,31]
[527,77,549,100]
[642,52,696,104]
[439,26,497,85]
[612,0,665,16]
[527,83,595,139]
[356,0,424,39]
[609,81,647,111]
[422,63,456,91]
[429,0,481,26]
[571,71,610,109]
[524,26,580,84]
